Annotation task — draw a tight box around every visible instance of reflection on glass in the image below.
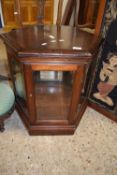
[15,72,26,99]
[33,71,74,121]
[78,0,100,32]
[11,59,26,99]
[11,59,27,114]
[40,71,63,81]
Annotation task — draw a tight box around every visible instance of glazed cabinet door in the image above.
[9,58,29,121]
[20,0,39,25]
[23,63,86,129]
[1,0,54,29]
[1,0,18,29]
[44,0,54,24]
[20,0,54,25]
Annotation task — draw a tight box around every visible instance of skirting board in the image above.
[88,100,117,123]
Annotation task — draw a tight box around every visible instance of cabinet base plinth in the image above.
[28,126,75,135]
[16,101,87,135]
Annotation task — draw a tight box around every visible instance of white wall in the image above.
[53,0,80,26]
[53,0,68,24]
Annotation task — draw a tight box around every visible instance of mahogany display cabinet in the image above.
[1,25,96,135]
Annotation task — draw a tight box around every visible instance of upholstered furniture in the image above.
[0,76,15,132]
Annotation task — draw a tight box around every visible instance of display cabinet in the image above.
[1,25,96,135]
[1,0,54,29]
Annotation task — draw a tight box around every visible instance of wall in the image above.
[53,0,79,26]
[53,0,68,24]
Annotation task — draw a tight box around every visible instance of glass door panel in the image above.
[33,71,74,121]
[11,59,28,115]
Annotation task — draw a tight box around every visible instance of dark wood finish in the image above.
[62,0,75,25]
[0,24,97,135]
[37,0,45,25]
[62,0,106,37]
[78,0,89,25]
[56,0,63,26]
[68,65,85,124]
[78,0,106,37]
[78,0,99,25]
[0,105,15,132]
[94,0,106,37]
[1,25,96,57]
[23,64,36,124]
[88,101,117,123]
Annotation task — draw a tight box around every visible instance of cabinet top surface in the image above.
[1,25,97,59]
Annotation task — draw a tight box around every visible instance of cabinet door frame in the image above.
[23,62,86,126]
